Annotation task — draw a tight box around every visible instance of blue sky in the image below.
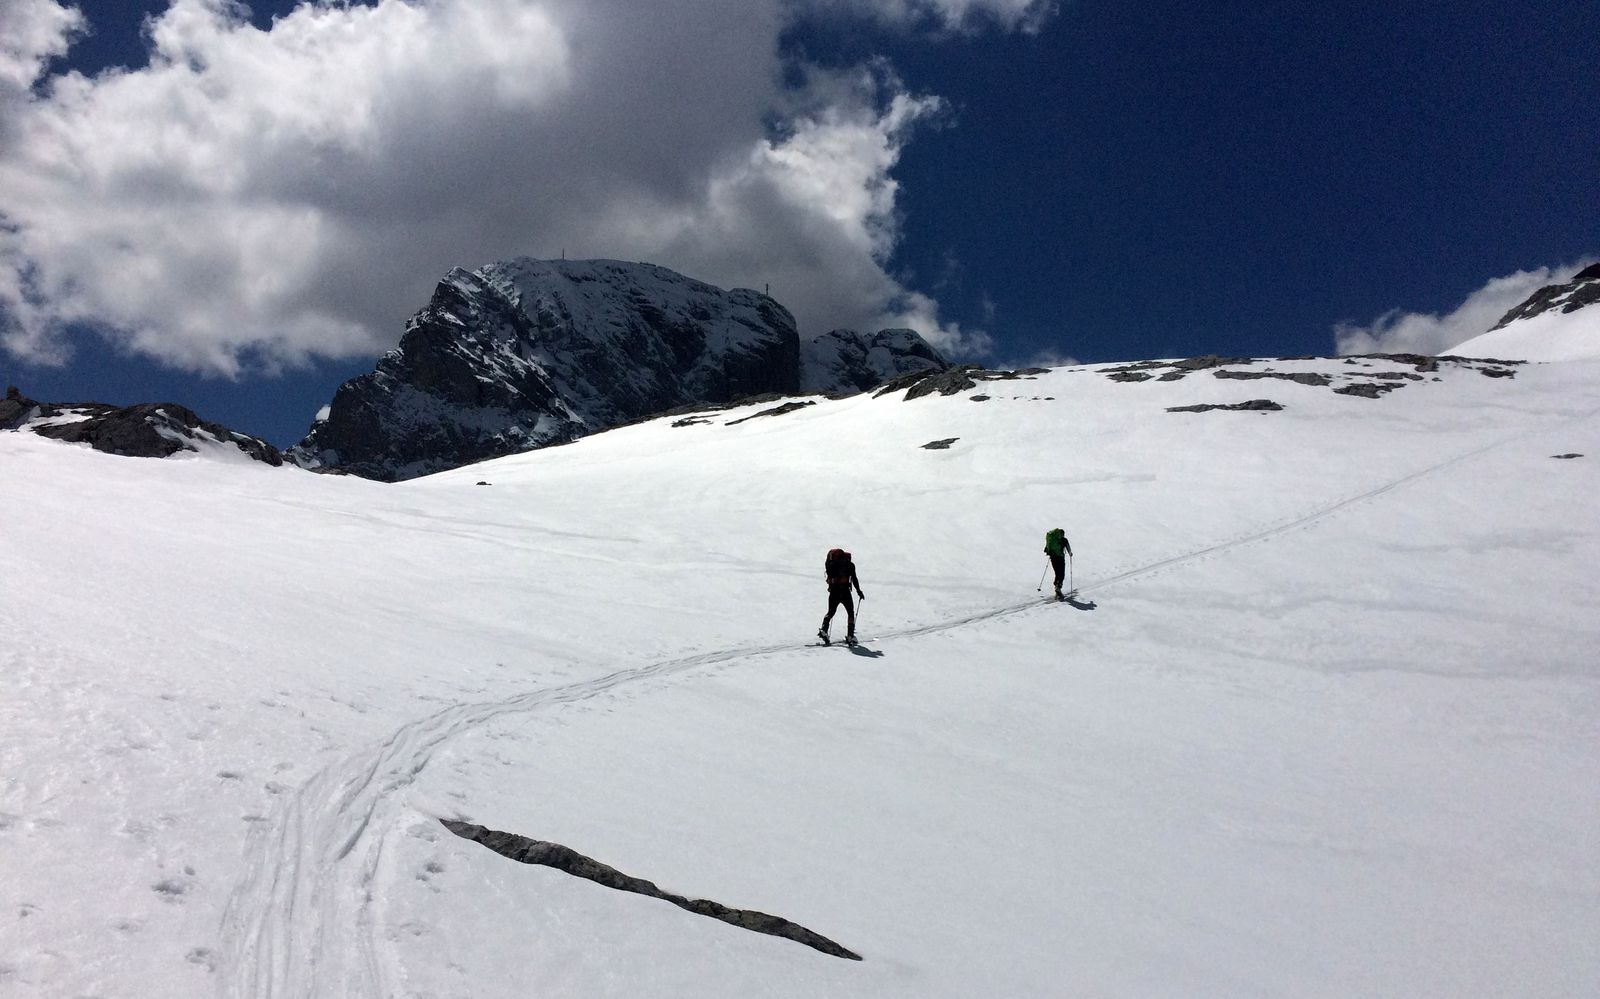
[2,0,1595,446]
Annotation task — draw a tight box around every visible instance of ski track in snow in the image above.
[219,644,802,997]
[218,405,1599,998]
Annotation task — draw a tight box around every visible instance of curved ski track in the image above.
[219,407,1598,997]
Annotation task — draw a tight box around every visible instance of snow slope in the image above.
[1453,305,1600,362]
[3,357,1599,997]
[1453,263,1600,362]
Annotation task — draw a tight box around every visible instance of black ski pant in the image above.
[1049,552,1066,592]
[822,586,856,635]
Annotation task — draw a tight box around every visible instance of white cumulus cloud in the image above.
[0,0,84,96]
[1332,262,1595,357]
[0,0,1043,375]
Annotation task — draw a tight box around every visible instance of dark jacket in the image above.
[825,551,861,593]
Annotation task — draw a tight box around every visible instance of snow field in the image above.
[1454,302,1600,363]
[3,358,1598,996]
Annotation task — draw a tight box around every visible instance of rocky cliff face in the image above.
[1490,263,1600,330]
[1,387,283,465]
[801,328,950,394]
[291,259,951,482]
[290,259,801,481]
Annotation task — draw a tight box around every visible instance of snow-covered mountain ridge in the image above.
[1,386,282,465]
[5,349,1597,997]
[1454,262,1600,361]
[1492,262,1600,330]
[290,259,948,481]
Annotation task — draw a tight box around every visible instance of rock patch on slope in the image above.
[1167,399,1284,413]
[441,819,861,961]
[724,400,816,426]
[875,365,1046,400]
[1098,354,1523,407]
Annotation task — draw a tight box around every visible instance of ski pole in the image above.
[1069,554,1074,594]
[1037,562,1049,592]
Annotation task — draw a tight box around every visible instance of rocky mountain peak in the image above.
[290,258,805,481]
[290,258,954,482]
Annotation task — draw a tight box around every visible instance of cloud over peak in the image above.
[1332,261,1596,357]
[0,0,1042,375]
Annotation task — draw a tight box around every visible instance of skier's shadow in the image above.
[1065,595,1097,611]
[848,645,885,658]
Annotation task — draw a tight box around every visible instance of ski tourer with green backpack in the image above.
[1044,528,1073,601]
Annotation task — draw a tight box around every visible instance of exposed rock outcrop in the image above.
[802,327,949,394]
[1491,263,1600,330]
[1213,370,1331,386]
[725,400,815,425]
[1,386,37,430]
[1101,354,1521,406]
[442,819,861,960]
[1167,399,1283,413]
[873,364,1047,400]
[3,387,282,465]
